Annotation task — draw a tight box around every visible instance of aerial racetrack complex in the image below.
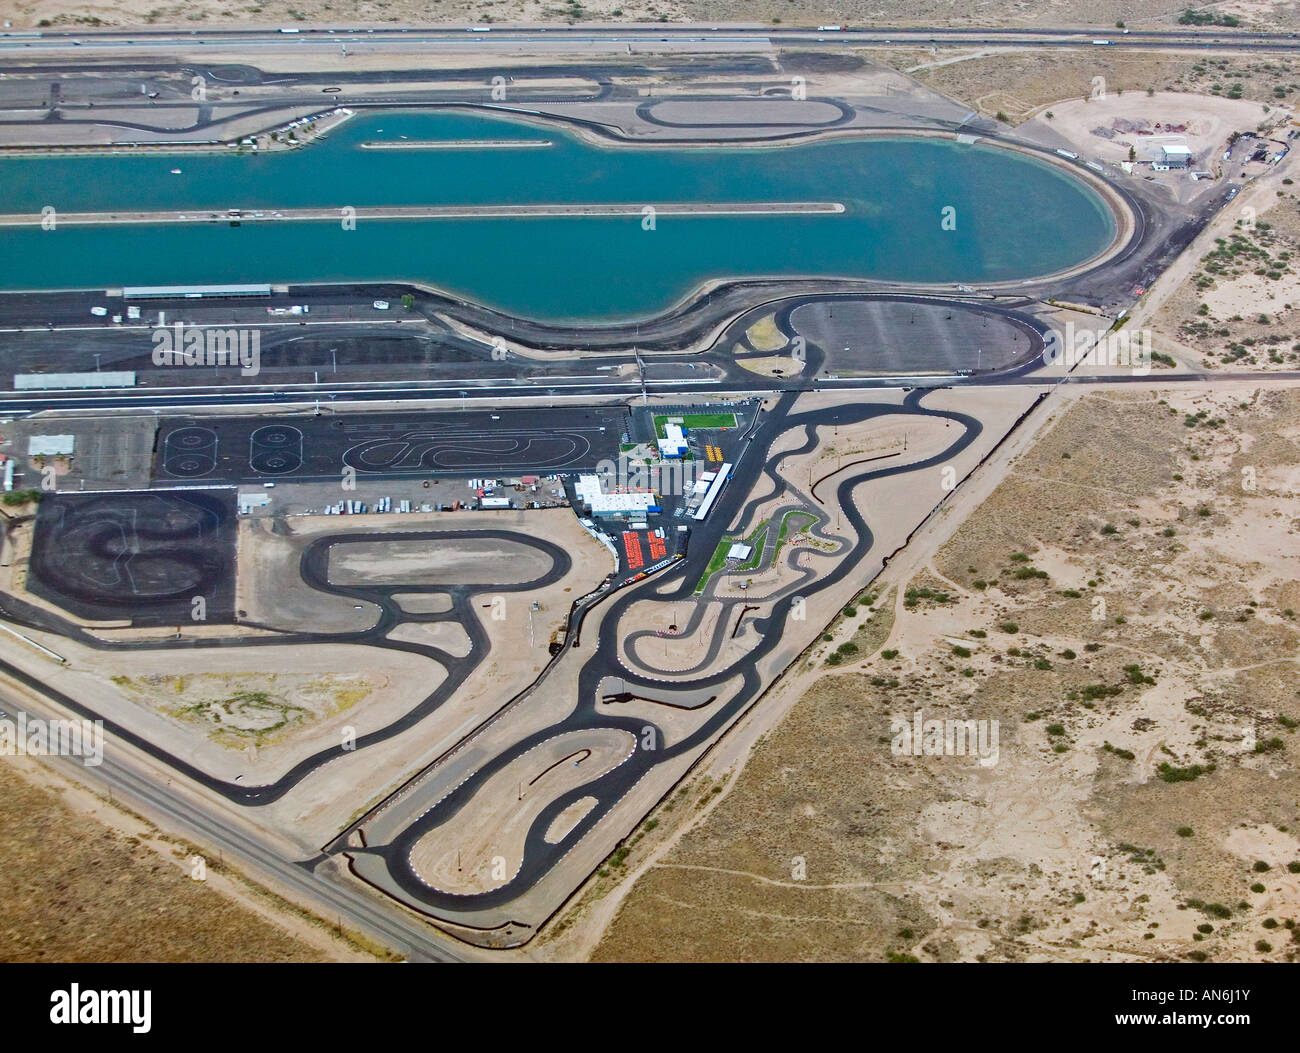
[0,18,1296,973]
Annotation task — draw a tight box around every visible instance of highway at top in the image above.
[7,24,1300,52]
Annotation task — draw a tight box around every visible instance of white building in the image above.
[574,474,660,517]
[657,421,688,459]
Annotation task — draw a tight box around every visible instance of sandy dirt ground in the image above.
[0,635,447,785]
[0,755,385,961]
[884,45,1300,124]
[1153,176,1300,372]
[580,386,1300,962]
[237,518,379,633]
[328,536,553,586]
[1,0,683,30]
[385,619,474,656]
[1024,91,1279,164]
[12,0,1300,32]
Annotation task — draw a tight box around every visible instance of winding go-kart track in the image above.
[1,25,1291,962]
[345,389,992,940]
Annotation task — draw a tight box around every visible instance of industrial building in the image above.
[573,474,661,518]
[1160,144,1191,169]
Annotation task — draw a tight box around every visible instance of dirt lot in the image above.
[584,388,1300,962]
[109,669,388,751]
[1025,91,1278,164]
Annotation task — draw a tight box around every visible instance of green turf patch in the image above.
[654,412,739,438]
[694,541,733,594]
[693,518,770,593]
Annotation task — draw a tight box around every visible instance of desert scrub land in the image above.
[589,389,1300,962]
[0,762,332,961]
[1156,195,1300,371]
[3,0,1248,32]
[1,0,686,30]
[691,2,1300,32]
[880,48,1300,123]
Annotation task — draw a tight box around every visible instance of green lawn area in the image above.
[694,540,734,594]
[693,519,769,593]
[653,412,738,438]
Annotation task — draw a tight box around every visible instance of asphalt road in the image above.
[27,489,236,626]
[3,364,1297,417]
[6,25,1300,54]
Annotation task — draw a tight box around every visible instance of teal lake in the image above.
[0,110,1117,320]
